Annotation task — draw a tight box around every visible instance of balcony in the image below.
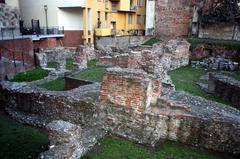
[95,28,111,36]
[58,0,84,8]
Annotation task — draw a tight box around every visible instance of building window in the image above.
[128,14,133,24]
[105,0,109,9]
[112,2,117,12]
[137,0,142,7]
[137,15,141,25]
[105,12,108,27]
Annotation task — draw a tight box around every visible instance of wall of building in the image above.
[154,0,191,38]
[5,0,19,9]
[145,0,155,35]
[19,0,85,47]
[199,23,240,41]
[58,8,83,30]
[19,0,84,28]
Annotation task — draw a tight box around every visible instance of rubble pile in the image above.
[191,57,239,71]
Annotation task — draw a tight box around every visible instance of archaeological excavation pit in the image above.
[39,76,94,91]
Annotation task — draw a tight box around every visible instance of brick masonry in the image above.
[100,68,161,110]
[1,78,240,154]
[0,38,34,65]
[62,30,84,47]
[155,0,191,37]
[190,43,240,61]
[154,0,214,38]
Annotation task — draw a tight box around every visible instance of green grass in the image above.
[47,62,59,69]
[168,66,232,106]
[233,71,240,81]
[0,115,48,159]
[73,67,105,82]
[66,58,75,70]
[9,68,49,82]
[87,59,98,68]
[73,59,105,82]
[82,137,234,159]
[142,37,162,46]
[39,60,104,90]
[39,78,65,91]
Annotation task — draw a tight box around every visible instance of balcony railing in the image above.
[0,26,64,41]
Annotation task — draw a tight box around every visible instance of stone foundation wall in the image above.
[0,80,240,154]
[208,74,240,109]
[199,23,240,41]
[65,77,93,90]
[95,36,150,53]
[190,43,240,61]
[103,104,240,154]
[98,39,190,72]
[0,83,102,127]
[36,47,76,69]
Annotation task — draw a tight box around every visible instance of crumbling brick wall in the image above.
[155,0,192,37]
[100,68,162,111]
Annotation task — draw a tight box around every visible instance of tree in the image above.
[201,0,240,26]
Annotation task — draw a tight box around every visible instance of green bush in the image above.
[9,68,49,82]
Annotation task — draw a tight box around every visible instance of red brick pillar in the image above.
[99,68,162,112]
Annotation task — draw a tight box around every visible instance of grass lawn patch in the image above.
[9,68,49,82]
[87,59,98,68]
[73,59,105,82]
[82,136,234,159]
[66,58,75,70]
[142,37,162,46]
[39,78,65,91]
[169,66,232,106]
[0,115,48,159]
[73,67,105,82]
[233,71,240,81]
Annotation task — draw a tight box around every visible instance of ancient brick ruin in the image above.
[1,38,240,158]
[100,68,161,110]
[209,73,240,108]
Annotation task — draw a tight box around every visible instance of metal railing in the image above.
[0,26,64,40]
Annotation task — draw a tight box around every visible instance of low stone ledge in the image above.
[208,73,240,109]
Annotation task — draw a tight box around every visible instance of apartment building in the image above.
[94,0,146,37]
[18,0,146,46]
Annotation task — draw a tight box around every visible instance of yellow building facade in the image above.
[83,0,146,44]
